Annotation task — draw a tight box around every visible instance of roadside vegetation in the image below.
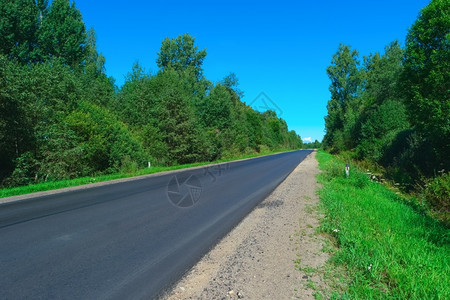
[322,0,449,224]
[316,150,449,299]
[0,148,294,198]
[0,0,302,193]
[303,140,322,149]
[318,3,450,294]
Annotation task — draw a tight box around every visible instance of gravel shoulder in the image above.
[162,150,329,299]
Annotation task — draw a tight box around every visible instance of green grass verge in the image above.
[316,150,449,299]
[0,148,296,199]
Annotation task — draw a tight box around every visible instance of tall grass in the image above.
[316,150,449,299]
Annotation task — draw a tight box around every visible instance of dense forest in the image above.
[0,0,302,188]
[323,0,449,220]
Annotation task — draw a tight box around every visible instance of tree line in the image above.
[0,0,302,188]
[322,0,449,219]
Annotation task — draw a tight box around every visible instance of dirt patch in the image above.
[162,150,329,299]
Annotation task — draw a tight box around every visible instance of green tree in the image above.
[200,84,232,130]
[312,140,321,148]
[0,0,40,63]
[286,130,302,149]
[85,27,106,76]
[362,41,404,106]
[0,57,81,185]
[156,33,207,80]
[153,70,206,164]
[323,44,363,151]
[156,33,211,110]
[63,101,147,176]
[115,62,154,127]
[402,0,450,167]
[38,0,87,68]
[81,27,115,107]
[354,41,409,161]
[0,56,35,182]
[327,44,362,108]
[261,110,285,148]
[356,100,409,161]
[220,72,244,98]
[0,25,304,187]
[244,108,263,150]
[196,84,234,159]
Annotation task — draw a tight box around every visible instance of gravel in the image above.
[162,150,329,299]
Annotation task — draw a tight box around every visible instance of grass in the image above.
[316,150,450,299]
[0,148,296,198]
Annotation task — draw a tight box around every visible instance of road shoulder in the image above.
[162,150,329,299]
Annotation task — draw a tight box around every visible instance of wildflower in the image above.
[332,229,339,233]
[368,264,372,271]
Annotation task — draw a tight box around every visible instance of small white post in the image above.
[148,161,151,168]
[345,164,350,177]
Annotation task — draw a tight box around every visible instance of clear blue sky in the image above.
[75,0,430,142]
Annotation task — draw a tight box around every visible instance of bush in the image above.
[322,159,345,181]
[119,155,139,174]
[3,152,38,187]
[320,152,369,189]
[383,129,440,182]
[356,100,409,162]
[65,101,147,174]
[349,169,369,189]
[422,173,450,224]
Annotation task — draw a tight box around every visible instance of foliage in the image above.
[421,173,450,224]
[356,100,409,161]
[199,84,232,131]
[38,0,87,68]
[64,101,147,175]
[220,72,244,98]
[0,2,302,189]
[322,0,449,215]
[303,140,322,149]
[402,0,450,169]
[156,33,207,80]
[317,150,450,299]
[0,147,293,199]
[323,43,363,152]
[0,0,40,63]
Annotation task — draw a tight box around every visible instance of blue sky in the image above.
[75,0,430,142]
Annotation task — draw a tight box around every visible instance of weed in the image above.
[294,258,302,269]
[307,280,317,290]
[313,291,324,300]
[302,266,317,275]
[305,204,315,214]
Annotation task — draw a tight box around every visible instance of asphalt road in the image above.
[0,150,312,299]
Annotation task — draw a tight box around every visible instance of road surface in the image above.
[0,150,312,299]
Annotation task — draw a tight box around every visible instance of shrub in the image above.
[119,155,139,174]
[3,152,38,187]
[322,159,345,181]
[349,169,369,189]
[422,173,450,224]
